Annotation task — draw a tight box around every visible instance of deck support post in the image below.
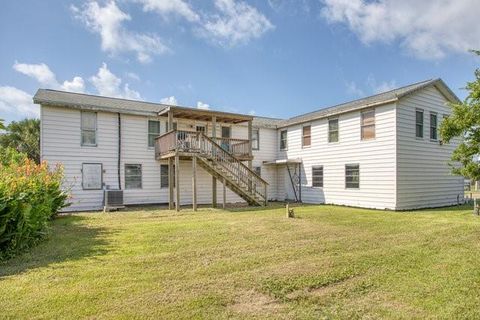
[168,157,174,210]
[223,177,226,209]
[212,115,217,208]
[192,155,197,211]
[175,153,180,212]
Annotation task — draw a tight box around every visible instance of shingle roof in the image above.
[33,78,460,129]
[34,89,169,116]
[278,78,460,128]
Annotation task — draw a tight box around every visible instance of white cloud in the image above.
[320,0,480,59]
[125,72,140,81]
[160,96,178,105]
[62,77,86,93]
[345,76,398,97]
[13,62,85,93]
[373,80,397,94]
[133,0,199,22]
[0,86,38,118]
[13,62,57,87]
[196,101,210,110]
[72,1,169,63]
[345,81,364,97]
[200,0,274,47]
[90,63,142,99]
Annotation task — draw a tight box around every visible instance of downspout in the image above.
[118,113,122,190]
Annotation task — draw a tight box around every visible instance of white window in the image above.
[82,163,102,190]
[345,164,360,189]
[416,109,424,138]
[312,166,323,187]
[125,164,142,189]
[254,166,261,176]
[361,109,375,140]
[302,125,311,147]
[196,125,206,133]
[430,112,438,140]
[280,130,287,150]
[328,119,339,143]
[81,111,97,146]
[148,120,160,148]
[252,128,260,150]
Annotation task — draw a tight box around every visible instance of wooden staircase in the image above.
[155,130,268,206]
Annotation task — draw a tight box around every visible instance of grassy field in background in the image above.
[1,204,480,319]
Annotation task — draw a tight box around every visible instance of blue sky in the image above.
[0,0,478,123]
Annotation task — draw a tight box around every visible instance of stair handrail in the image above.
[197,132,268,202]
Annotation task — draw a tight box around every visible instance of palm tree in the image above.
[0,118,40,163]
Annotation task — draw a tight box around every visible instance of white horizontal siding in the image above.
[396,86,464,209]
[41,106,119,211]
[279,103,397,209]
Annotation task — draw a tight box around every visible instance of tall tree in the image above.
[0,118,40,163]
[440,50,480,180]
[0,118,5,130]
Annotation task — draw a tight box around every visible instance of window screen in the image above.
[312,166,323,187]
[252,128,260,150]
[430,113,437,140]
[280,130,287,150]
[345,164,360,189]
[125,164,142,189]
[81,111,97,146]
[328,119,339,142]
[148,120,160,148]
[416,109,424,138]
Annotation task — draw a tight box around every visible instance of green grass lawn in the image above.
[1,204,480,319]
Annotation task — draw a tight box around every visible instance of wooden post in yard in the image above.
[192,155,197,211]
[212,115,217,208]
[175,153,180,212]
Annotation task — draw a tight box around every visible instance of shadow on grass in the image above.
[0,215,110,279]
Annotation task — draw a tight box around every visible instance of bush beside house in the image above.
[0,147,69,260]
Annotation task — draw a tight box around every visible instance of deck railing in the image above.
[155,130,251,159]
[154,130,267,204]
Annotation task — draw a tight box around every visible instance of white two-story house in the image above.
[34,78,464,212]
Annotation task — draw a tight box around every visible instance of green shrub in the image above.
[0,147,69,260]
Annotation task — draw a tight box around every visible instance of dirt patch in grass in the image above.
[229,290,284,316]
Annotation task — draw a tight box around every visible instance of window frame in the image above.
[81,111,97,147]
[125,164,142,189]
[361,109,375,140]
[345,164,360,189]
[280,130,288,151]
[328,118,339,143]
[81,163,103,190]
[302,125,311,148]
[312,165,324,188]
[160,164,169,188]
[252,128,260,150]
[415,108,424,139]
[148,120,161,148]
[430,112,438,141]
